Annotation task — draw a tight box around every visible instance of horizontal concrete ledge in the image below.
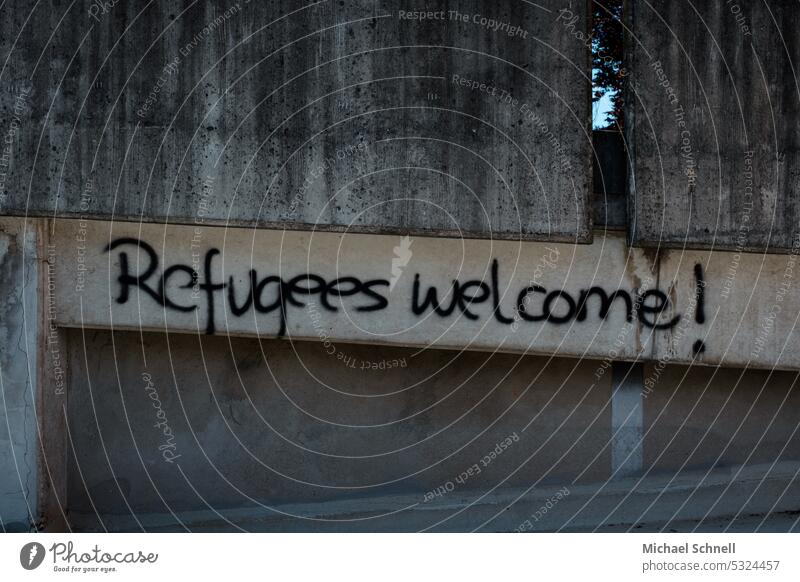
[7,209,593,244]
[52,218,800,371]
[54,321,800,374]
[69,461,800,532]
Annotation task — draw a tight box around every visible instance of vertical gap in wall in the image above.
[611,361,644,479]
[591,0,628,230]
[591,0,624,131]
[621,0,637,246]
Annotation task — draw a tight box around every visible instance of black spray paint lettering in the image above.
[105,239,703,337]
[411,261,515,324]
[692,263,707,355]
[413,259,685,330]
[105,238,388,336]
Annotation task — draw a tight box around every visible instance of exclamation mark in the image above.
[692,263,706,356]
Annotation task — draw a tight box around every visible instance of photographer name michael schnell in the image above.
[643,542,736,555]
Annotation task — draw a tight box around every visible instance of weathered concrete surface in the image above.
[65,330,612,526]
[627,1,800,252]
[67,444,800,531]
[61,325,800,532]
[0,218,39,530]
[592,130,627,229]
[0,0,592,241]
[51,219,800,370]
[643,364,800,475]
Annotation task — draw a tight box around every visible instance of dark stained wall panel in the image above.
[0,0,592,242]
[627,0,800,252]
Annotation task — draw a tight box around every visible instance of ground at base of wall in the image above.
[587,512,800,533]
[66,461,800,533]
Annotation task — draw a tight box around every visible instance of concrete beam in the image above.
[50,219,800,371]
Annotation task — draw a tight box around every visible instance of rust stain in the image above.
[640,246,661,274]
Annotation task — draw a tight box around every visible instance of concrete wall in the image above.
[0,0,592,241]
[63,329,800,532]
[66,329,612,530]
[0,214,797,531]
[3,1,800,533]
[627,1,800,252]
[0,218,40,531]
[644,363,800,474]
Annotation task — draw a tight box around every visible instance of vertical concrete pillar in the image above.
[0,217,40,530]
[611,362,643,478]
